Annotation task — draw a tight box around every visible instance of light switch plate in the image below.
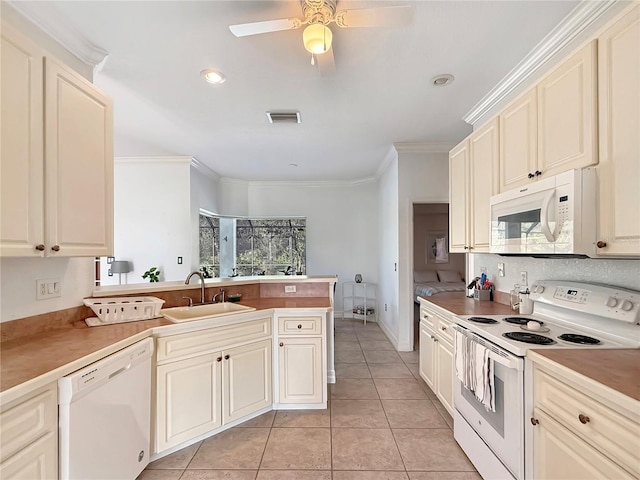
[36,278,61,300]
[285,285,296,293]
[498,263,505,277]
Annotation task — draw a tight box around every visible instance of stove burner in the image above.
[467,316,499,324]
[503,332,556,345]
[558,333,602,345]
[503,316,544,326]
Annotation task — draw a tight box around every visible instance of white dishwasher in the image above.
[58,337,153,480]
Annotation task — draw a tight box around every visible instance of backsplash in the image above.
[471,254,640,293]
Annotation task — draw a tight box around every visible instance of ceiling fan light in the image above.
[303,23,332,54]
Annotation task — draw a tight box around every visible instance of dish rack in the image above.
[84,296,165,327]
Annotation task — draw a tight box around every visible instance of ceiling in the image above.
[19,1,580,181]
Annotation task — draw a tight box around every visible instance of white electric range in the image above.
[452,280,640,480]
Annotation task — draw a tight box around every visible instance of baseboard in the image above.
[377,319,399,349]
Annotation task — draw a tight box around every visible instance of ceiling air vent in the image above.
[266,111,301,124]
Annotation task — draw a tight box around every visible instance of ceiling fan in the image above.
[229,0,413,74]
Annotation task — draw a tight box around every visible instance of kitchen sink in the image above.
[161,302,255,323]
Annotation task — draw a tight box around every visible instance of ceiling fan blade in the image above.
[316,46,336,76]
[229,18,302,37]
[335,5,413,28]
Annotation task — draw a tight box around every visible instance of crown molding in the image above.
[190,158,220,182]
[463,0,620,125]
[375,145,399,179]
[115,156,193,164]
[393,142,453,153]
[5,0,109,69]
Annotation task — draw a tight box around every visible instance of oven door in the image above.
[453,326,524,479]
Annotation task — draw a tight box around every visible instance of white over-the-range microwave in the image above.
[490,168,596,257]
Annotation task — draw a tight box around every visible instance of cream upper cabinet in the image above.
[500,42,597,192]
[0,23,45,257]
[596,5,640,256]
[499,88,538,191]
[0,23,113,258]
[44,58,113,257]
[538,41,597,178]
[449,140,469,253]
[468,118,499,251]
[449,118,498,253]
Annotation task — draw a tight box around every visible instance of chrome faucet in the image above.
[213,288,225,303]
[185,271,206,305]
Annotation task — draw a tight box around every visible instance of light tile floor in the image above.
[138,319,480,480]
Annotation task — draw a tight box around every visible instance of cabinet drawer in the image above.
[419,307,436,330]
[157,317,271,362]
[278,315,322,335]
[437,316,454,344]
[534,367,640,475]
[0,384,57,463]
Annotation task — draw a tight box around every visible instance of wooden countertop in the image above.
[0,298,331,400]
[529,349,640,403]
[418,292,514,316]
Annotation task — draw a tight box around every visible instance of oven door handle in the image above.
[488,351,522,371]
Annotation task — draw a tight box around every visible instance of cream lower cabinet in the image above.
[0,383,58,480]
[531,360,639,479]
[596,5,640,257]
[0,21,113,258]
[418,301,455,416]
[155,316,272,453]
[276,313,326,406]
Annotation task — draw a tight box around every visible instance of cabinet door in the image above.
[0,24,44,257]
[449,140,469,253]
[419,324,436,391]
[538,41,597,178]
[597,5,640,256]
[278,337,323,404]
[44,57,113,257]
[436,338,455,417]
[533,408,635,480]
[156,353,222,452]
[469,118,499,251]
[0,432,57,480]
[499,88,538,191]
[224,339,272,424]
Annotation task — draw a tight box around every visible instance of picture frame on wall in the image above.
[427,231,449,264]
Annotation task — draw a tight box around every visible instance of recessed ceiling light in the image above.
[201,69,226,84]
[432,74,454,86]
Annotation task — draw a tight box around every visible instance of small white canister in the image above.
[519,291,533,315]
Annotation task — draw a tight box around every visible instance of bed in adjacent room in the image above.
[413,270,466,302]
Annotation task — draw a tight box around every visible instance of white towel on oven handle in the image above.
[454,329,495,412]
[473,343,495,412]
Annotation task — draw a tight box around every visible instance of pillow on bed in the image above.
[414,271,439,283]
[437,270,463,283]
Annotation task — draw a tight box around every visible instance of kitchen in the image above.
[1,1,639,479]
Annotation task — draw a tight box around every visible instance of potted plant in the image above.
[142,267,161,282]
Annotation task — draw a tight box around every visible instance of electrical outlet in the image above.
[480,266,487,274]
[385,304,388,311]
[498,263,505,277]
[284,285,296,293]
[520,271,528,285]
[36,278,61,300]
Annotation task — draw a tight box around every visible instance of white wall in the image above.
[397,149,450,350]
[190,164,220,271]
[248,180,379,307]
[0,257,95,322]
[471,253,640,294]
[101,157,193,285]
[377,155,400,345]
[219,179,249,216]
